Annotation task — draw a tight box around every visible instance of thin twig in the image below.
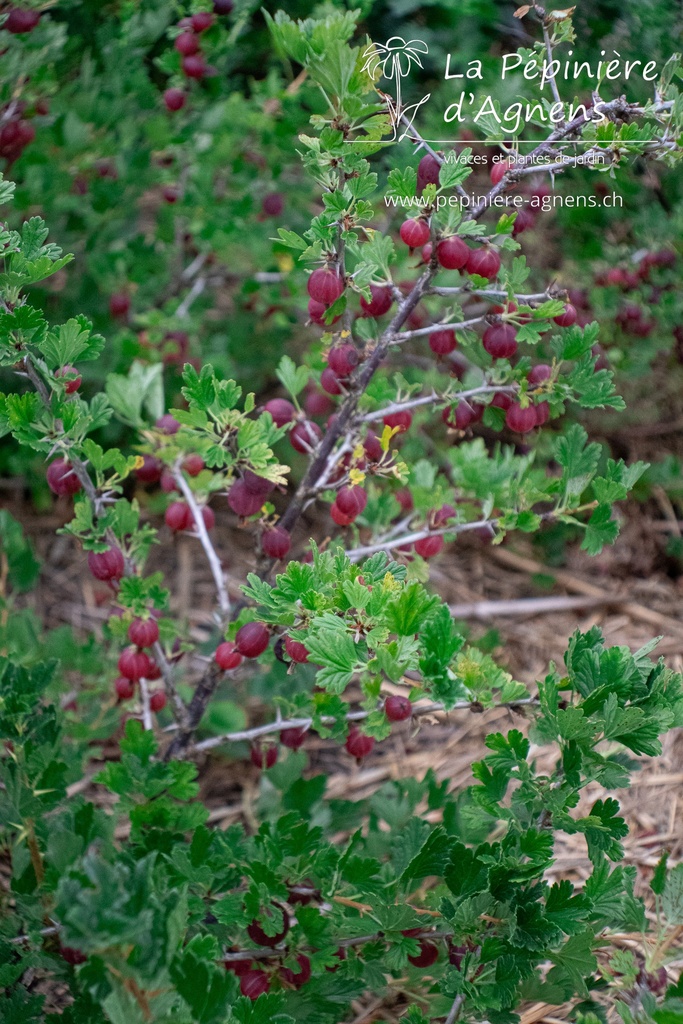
[173,469,230,618]
[139,677,153,731]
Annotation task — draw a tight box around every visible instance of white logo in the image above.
[361,36,431,141]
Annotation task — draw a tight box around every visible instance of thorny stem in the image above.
[361,384,519,423]
[165,696,538,753]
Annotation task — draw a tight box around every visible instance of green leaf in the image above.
[275,355,309,399]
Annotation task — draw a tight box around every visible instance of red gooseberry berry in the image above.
[182,54,207,79]
[174,30,199,55]
[280,954,312,989]
[149,690,166,713]
[280,726,307,748]
[417,153,441,193]
[240,970,270,999]
[528,363,552,385]
[330,501,355,527]
[482,323,518,360]
[250,743,277,769]
[215,641,243,670]
[285,635,309,663]
[336,485,367,518]
[115,676,135,700]
[263,397,295,427]
[191,11,214,31]
[55,365,82,394]
[505,402,538,433]
[109,293,130,318]
[328,344,359,378]
[228,479,264,517]
[437,236,470,270]
[429,328,457,355]
[235,621,270,658]
[155,413,181,434]
[408,940,440,968]
[414,535,444,559]
[400,218,430,248]
[247,907,289,947]
[320,367,343,395]
[164,88,186,112]
[118,648,153,682]
[128,617,159,649]
[385,695,412,721]
[88,546,125,581]
[553,303,577,327]
[136,454,163,484]
[47,458,82,497]
[360,284,393,318]
[467,248,501,280]
[165,501,192,532]
[5,8,41,33]
[307,267,344,306]
[289,420,322,454]
[345,726,375,759]
[183,454,204,476]
[383,410,412,433]
[261,525,291,560]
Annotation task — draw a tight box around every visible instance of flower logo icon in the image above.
[361,36,431,140]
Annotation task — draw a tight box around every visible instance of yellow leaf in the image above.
[349,468,366,487]
[547,6,576,20]
[513,4,531,17]
[275,252,294,273]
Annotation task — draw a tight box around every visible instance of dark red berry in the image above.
[417,153,441,193]
[240,970,270,999]
[437,237,470,270]
[483,323,518,360]
[467,248,501,280]
[109,293,130,319]
[534,401,549,426]
[528,363,552,385]
[88,547,125,582]
[490,158,514,185]
[182,54,207,78]
[247,906,289,947]
[383,410,412,434]
[215,641,243,670]
[224,957,252,976]
[491,392,513,411]
[47,458,82,497]
[280,726,307,748]
[284,634,309,664]
[336,485,367,518]
[201,506,215,531]
[250,743,277,769]
[415,535,444,559]
[307,267,344,305]
[262,525,291,560]
[190,11,214,31]
[160,469,178,493]
[400,218,430,248]
[164,88,186,111]
[408,940,439,968]
[505,402,537,433]
[55,365,82,394]
[328,344,359,378]
[512,208,535,236]
[182,454,204,476]
[364,432,384,462]
[136,454,163,484]
[360,284,392,318]
[385,695,412,721]
[175,30,199,55]
[128,617,159,649]
[442,402,483,430]
[308,297,339,327]
[59,946,86,965]
[331,501,355,527]
[243,470,275,496]
[553,303,577,327]
[345,727,375,759]
[321,367,343,395]
[429,328,457,355]
[228,479,264,517]
[289,421,322,454]
[165,501,192,532]
[280,954,311,989]
[118,648,153,682]
[213,0,234,11]
[263,397,295,427]
[149,690,166,713]
[261,192,284,217]
[115,676,135,700]
[5,8,40,33]
[155,413,180,434]
[235,621,270,658]
[395,487,413,512]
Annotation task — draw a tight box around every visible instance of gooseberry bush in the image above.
[2,5,683,1024]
